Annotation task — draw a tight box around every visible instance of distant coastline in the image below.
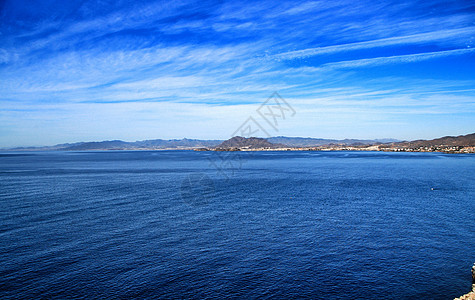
[3,133,475,153]
[200,135,475,153]
[197,145,475,154]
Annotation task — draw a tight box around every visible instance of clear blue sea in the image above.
[0,151,474,299]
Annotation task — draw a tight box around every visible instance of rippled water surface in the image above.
[0,151,474,299]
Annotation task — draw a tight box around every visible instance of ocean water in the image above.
[0,150,474,299]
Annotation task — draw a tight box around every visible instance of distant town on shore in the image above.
[206,134,475,154]
[5,133,475,154]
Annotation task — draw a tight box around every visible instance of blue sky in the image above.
[0,0,474,147]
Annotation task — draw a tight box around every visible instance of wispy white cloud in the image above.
[274,27,475,60]
[319,48,475,69]
[1,0,474,146]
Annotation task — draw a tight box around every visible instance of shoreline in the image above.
[197,146,475,154]
[454,263,475,300]
[1,148,474,154]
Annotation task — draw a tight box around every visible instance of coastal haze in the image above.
[1,0,475,299]
[4,136,399,151]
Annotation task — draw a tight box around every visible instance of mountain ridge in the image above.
[388,133,475,147]
[3,133,474,151]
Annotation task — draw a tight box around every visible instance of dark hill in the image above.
[389,133,475,148]
[216,136,280,149]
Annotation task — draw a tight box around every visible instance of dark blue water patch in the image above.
[0,154,36,157]
[0,168,206,176]
[0,151,474,299]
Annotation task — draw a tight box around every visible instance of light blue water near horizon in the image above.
[0,150,474,299]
